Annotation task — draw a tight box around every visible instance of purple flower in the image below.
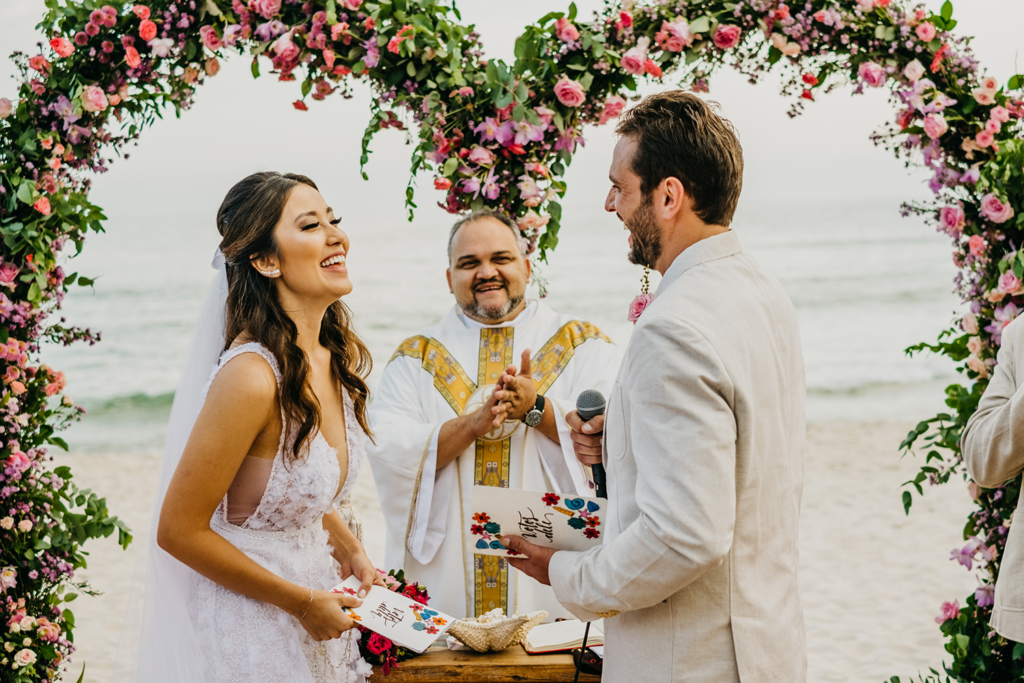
[481,168,500,201]
[255,21,286,41]
[363,40,380,68]
[986,303,1020,346]
[950,545,975,570]
[961,168,981,184]
[49,95,79,130]
[975,583,995,607]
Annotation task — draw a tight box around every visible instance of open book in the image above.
[520,619,604,654]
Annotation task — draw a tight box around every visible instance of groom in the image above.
[503,91,807,681]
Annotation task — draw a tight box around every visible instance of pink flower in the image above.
[555,18,580,43]
[975,584,995,608]
[939,206,965,234]
[962,312,979,335]
[133,5,151,20]
[986,119,1001,135]
[935,600,960,624]
[29,55,51,73]
[10,381,26,395]
[554,77,586,108]
[644,59,663,78]
[813,9,828,22]
[6,452,29,471]
[125,45,141,68]
[0,98,12,119]
[975,130,994,148]
[980,76,999,93]
[999,271,1021,295]
[858,61,886,88]
[967,337,983,355]
[205,57,220,76]
[517,175,543,206]
[0,262,20,289]
[36,618,61,643]
[49,37,75,58]
[13,649,36,667]
[968,235,986,257]
[922,113,948,139]
[467,146,494,165]
[199,25,222,50]
[341,0,362,9]
[713,25,741,49]
[628,294,653,323]
[250,0,282,20]
[620,46,647,75]
[534,106,555,125]
[657,21,693,52]
[81,84,109,112]
[599,95,626,125]
[33,197,51,215]
[992,106,1010,123]
[973,89,995,106]
[903,59,925,82]
[139,19,157,42]
[981,194,1015,224]
[915,22,936,42]
[273,32,300,64]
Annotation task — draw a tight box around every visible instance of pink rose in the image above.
[6,451,30,471]
[33,197,51,216]
[554,77,585,108]
[973,88,995,106]
[922,113,948,139]
[250,0,282,20]
[939,206,965,234]
[980,76,998,93]
[968,235,986,257]
[999,272,1021,295]
[813,9,828,22]
[517,210,550,232]
[992,106,1010,123]
[915,22,936,42]
[13,649,36,667]
[125,45,141,69]
[36,619,61,643]
[133,5,151,20]
[49,37,75,58]
[0,98,12,119]
[0,262,20,288]
[967,355,989,378]
[962,312,979,335]
[903,59,925,82]
[199,26,222,50]
[599,95,626,125]
[81,84,109,112]
[341,0,362,9]
[713,25,741,50]
[139,19,157,42]
[935,600,960,624]
[981,194,1015,224]
[620,46,647,75]
[659,21,693,52]
[555,18,580,43]
[967,336,983,355]
[628,294,653,323]
[985,119,1001,134]
[273,32,300,64]
[858,61,886,88]
[467,146,494,165]
[205,57,220,76]
[975,130,994,148]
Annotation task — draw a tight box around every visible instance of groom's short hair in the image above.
[616,90,744,227]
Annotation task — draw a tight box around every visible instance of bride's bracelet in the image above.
[298,588,314,620]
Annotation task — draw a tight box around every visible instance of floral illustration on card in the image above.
[543,493,601,540]
[410,603,446,634]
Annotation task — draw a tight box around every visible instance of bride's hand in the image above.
[338,550,386,598]
[299,590,362,641]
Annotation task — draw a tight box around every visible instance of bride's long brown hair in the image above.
[216,172,373,460]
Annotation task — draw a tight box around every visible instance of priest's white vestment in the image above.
[367,301,621,619]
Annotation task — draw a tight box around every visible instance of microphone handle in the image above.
[592,462,607,499]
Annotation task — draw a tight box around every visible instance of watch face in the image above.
[525,409,543,427]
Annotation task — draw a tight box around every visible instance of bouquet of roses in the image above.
[355,568,431,676]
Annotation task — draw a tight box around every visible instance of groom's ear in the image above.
[659,176,687,220]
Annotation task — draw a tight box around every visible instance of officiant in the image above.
[366,211,620,619]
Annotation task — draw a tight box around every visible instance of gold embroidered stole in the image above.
[389,320,611,616]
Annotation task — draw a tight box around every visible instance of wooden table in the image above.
[371,643,601,682]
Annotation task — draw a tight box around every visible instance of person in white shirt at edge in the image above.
[366,211,621,620]
[960,315,1024,646]
[502,90,808,682]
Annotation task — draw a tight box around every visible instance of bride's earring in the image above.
[259,268,281,278]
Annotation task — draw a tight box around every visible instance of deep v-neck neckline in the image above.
[320,389,351,501]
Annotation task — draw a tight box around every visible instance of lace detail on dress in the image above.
[189,342,368,683]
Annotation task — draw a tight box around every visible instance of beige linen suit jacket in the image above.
[962,315,1024,642]
[549,231,807,682]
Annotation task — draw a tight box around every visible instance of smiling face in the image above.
[605,136,663,269]
[252,183,352,306]
[447,217,531,324]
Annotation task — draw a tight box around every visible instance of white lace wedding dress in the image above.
[186,342,368,683]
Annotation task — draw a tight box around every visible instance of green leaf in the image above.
[251,57,260,79]
[301,79,313,97]
[204,0,222,16]
[902,490,912,515]
[941,0,953,22]
[325,0,338,24]
[16,181,34,206]
[512,103,526,121]
[78,277,95,287]
[48,437,69,451]
[954,633,970,654]
[1010,74,1023,90]
[442,156,459,176]
[567,2,577,21]
[1013,641,1024,660]
[689,16,710,33]
[406,61,416,77]
[767,45,783,65]
[579,71,594,91]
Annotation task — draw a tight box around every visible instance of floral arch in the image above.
[0,0,1021,679]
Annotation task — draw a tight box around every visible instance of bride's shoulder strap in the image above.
[199,342,282,405]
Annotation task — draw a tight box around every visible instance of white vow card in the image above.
[330,576,455,653]
[469,486,605,557]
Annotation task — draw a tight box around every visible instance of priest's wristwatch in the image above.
[523,394,545,427]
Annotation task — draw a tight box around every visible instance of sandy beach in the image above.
[60,421,977,683]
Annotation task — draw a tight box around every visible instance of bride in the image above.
[124,172,381,682]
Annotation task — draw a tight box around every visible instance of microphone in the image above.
[575,390,607,499]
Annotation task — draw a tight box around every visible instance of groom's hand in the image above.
[501,535,555,586]
[566,410,605,467]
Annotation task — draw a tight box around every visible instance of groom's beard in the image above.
[626,195,662,268]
